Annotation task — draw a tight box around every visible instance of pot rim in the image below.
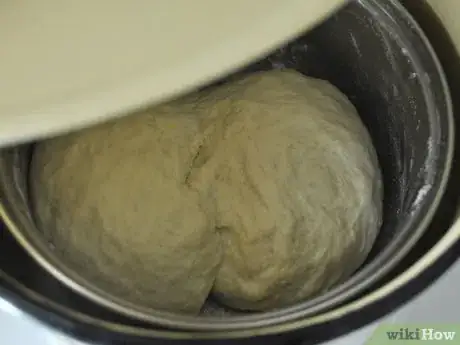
[0,214,459,340]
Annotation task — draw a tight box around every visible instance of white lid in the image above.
[0,0,345,146]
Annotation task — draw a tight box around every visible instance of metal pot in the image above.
[0,0,457,344]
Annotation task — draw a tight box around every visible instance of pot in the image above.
[0,0,457,344]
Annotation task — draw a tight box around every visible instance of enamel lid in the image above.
[0,0,345,146]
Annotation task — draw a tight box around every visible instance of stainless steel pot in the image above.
[0,0,458,344]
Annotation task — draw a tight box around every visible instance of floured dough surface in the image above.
[30,69,383,313]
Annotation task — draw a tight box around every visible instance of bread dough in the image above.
[30,107,222,314]
[196,70,383,310]
[30,69,383,313]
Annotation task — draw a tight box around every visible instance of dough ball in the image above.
[30,107,222,314]
[30,69,383,314]
[186,70,383,311]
